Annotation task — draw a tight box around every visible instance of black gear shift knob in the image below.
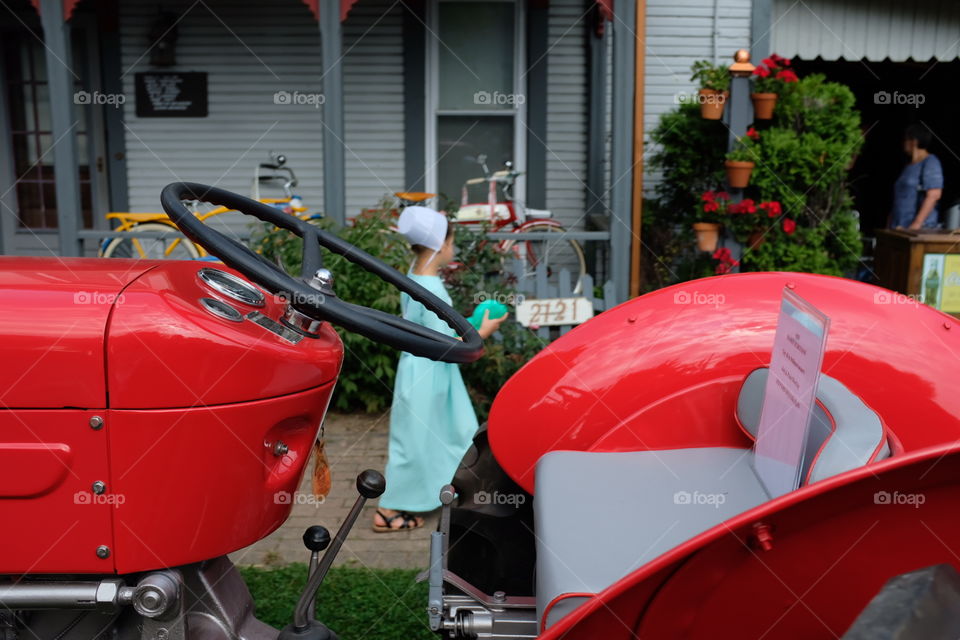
[356,469,386,499]
[302,526,331,553]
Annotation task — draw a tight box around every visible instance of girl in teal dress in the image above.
[373,207,507,532]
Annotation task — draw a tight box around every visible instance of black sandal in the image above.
[372,510,423,533]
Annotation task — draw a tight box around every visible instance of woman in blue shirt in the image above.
[890,123,944,230]
[373,206,507,532]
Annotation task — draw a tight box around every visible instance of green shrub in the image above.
[645,73,864,282]
[240,564,432,639]
[743,74,863,275]
[643,103,727,290]
[648,102,728,228]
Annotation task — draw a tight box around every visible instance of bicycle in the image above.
[99,152,315,259]
[452,155,587,291]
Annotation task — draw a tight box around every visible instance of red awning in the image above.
[32,0,360,22]
[300,0,360,21]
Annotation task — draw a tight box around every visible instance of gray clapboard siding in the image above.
[120,0,325,226]
[120,0,404,232]
[546,0,590,229]
[643,0,752,195]
[342,0,405,215]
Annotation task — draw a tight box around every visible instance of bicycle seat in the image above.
[394,192,436,203]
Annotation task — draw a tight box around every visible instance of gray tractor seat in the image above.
[534,367,890,631]
[535,447,768,629]
[736,368,890,483]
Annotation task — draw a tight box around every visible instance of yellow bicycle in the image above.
[99,153,314,259]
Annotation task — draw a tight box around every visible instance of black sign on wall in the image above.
[135,72,208,117]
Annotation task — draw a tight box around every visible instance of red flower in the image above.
[776,69,799,83]
[729,199,757,215]
[703,200,719,213]
[759,201,782,217]
[761,57,778,70]
[716,191,731,201]
[752,66,770,78]
[701,190,716,202]
[716,262,732,275]
[770,53,791,67]
[712,247,732,261]
[746,127,760,141]
[782,218,796,234]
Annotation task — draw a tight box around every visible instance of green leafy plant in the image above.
[648,102,728,226]
[691,60,731,92]
[642,104,728,291]
[725,136,758,163]
[647,71,863,282]
[739,73,864,275]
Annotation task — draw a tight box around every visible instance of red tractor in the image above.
[2,183,960,639]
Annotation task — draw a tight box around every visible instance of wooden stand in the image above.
[874,229,960,315]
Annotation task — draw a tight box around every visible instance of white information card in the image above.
[753,288,831,498]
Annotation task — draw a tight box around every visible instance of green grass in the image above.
[239,564,434,639]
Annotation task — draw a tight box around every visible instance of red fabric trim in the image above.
[596,0,613,22]
[299,1,358,21]
[30,0,80,20]
[802,399,837,485]
[341,0,359,21]
[541,592,595,630]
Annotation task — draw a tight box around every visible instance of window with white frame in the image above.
[426,0,525,206]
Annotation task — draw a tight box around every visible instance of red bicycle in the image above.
[397,155,587,291]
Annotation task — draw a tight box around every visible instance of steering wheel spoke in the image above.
[160,182,482,364]
[300,225,323,281]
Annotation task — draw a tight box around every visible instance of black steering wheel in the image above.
[160,182,483,364]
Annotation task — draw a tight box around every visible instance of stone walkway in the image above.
[231,412,437,570]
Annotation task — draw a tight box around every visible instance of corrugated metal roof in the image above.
[772,0,960,62]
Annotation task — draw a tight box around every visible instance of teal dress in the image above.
[380,274,479,512]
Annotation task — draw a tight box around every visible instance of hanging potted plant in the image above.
[690,60,730,120]
[750,54,798,119]
[724,138,756,189]
[747,201,784,249]
[693,190,729,252]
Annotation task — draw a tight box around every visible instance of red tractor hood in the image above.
[0,257,150,409]
[0,256,343,409]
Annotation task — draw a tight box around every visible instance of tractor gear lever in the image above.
[278,470,386,640]
[301,526,331,621]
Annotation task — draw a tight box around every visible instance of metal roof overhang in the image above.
[771,0,960,62]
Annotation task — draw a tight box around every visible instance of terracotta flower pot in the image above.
[692,222,721,253]
[724,160,755,189]
[747,230,765,250]
[751,92,778,119]
[698,89,728,120]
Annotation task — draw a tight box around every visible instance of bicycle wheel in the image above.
[100,222,201,260]
[501,222,587,293]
